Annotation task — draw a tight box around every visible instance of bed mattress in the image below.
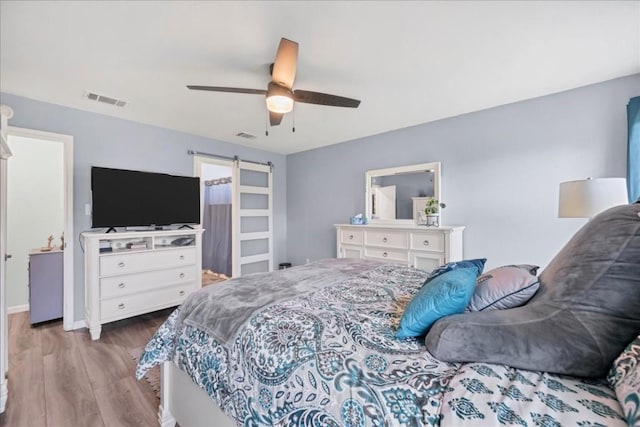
[137,259,625,426]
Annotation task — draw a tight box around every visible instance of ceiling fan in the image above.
[187,38,361,127]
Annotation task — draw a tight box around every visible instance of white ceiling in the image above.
[1,1,639,155]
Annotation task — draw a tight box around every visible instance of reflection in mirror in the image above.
[366,162,441,223]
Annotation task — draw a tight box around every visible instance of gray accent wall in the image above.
[287,74,640,270]
[0,92,287,323]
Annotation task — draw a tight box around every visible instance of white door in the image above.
[0,106,13,413]
[375,185,397,220]
[233,161,273,276]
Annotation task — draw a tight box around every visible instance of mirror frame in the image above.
[365,161,441,224]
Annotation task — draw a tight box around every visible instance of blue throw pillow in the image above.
[397,267,479,338]
[423,258,487,286]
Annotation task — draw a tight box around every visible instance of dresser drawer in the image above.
[100,266,197,299]
[364,247,409,262]
[100,283,194,321]
[410,232,445,253]
[100,248,196,276]
[411,252,445,271]
[339,228,364,245]
[365,230,408,249]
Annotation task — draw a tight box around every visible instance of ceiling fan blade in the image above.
[271,38,298,89]
[269,111,283,126]
[187,85,267,95]
[294,90,361,108]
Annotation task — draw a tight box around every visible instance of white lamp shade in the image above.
[558,178,628,218]
[266,95,294,113]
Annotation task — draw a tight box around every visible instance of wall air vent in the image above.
[236,132,256,139]
[84,91,127,107]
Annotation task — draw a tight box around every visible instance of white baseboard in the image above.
[7,306,85,331]
[7,304,28,314]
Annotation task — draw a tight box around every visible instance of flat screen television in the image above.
[91,167,200,228]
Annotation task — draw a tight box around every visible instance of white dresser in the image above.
[82,229,204,340]
[335,223,464,271]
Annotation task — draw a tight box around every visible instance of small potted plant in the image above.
[424,198,441,227]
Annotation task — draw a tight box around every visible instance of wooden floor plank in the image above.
[43,342,105,427]
[7,312,40,357]
[76,331,134,389]
[94,376,158,427]
[2,309,169,427]
[40,319,81,356]
[0,347,46,427]
[102,309,173,351]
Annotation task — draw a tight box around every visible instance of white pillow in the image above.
[467,264,540,311]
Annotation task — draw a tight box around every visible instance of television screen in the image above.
[91,167,200,228]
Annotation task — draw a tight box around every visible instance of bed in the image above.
[136,258,636,427]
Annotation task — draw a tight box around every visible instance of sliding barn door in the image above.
[232,161,273,277]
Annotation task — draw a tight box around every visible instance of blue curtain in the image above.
[628,96,640,202]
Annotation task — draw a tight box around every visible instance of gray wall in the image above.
[3,73,638,322]
[0,92,287,323]
[287,74,640,270]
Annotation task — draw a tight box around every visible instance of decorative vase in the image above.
[425,214,440,227]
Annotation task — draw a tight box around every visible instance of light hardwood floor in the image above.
[0,308,174,427]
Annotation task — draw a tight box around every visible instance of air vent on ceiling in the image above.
[84,91,127,107]
[236,132,256,139]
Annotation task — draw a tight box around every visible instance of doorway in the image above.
[4,127,74,330]
[195,157,234,285]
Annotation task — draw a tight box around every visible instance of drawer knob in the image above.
[179,290,185,296]
[382,252,388,257]
[423,240,430,246]
[118,303,125,310]
[349,234,354,240]
[118,262,125,268]
[179,273,185,278]
[382,237,388,243]
[179,255,185,260]
[118,283,125,288]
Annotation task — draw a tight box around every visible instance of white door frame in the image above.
[5,126,75,331]
[193,155,237,274]
[193,156,273,277]
[0,105,13,413]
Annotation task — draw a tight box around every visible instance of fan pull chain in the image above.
[292,109,296,133]
[265,110,269,136]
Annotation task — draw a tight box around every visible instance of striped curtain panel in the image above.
[629,96,640,202]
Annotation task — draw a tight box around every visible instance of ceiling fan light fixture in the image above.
[266,94,294,113]
[187,38,360,127]
[265,82,294,113]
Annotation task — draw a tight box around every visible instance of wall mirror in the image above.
[365,162,441,223]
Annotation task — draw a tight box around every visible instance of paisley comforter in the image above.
[136,259,626,426]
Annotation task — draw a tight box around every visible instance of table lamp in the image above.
[558,177,628,219]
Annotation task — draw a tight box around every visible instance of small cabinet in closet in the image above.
[29,248,63,324]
